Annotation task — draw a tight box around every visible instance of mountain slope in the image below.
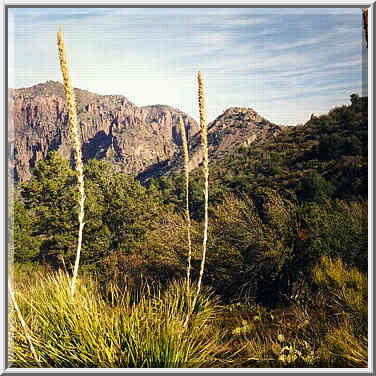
[138,107,282,181]
[209,94,368,199]
[9,81,199,182]
[152,94,367,220]
[188,106,282,169]
[9,81,283,183]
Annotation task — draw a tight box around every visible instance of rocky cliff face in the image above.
[161,107,282,178]
[9,81,282,183]
[8,81,199,182]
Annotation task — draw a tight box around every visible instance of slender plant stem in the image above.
[8,281,41,367]
[184,71,209,327]
[362,8,368,47]
[179,116,193,294]
[57,27,85,296]
[179,115,193,326]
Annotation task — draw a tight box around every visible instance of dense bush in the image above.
[16,154,165,270]
[298,199,367,273]
[20,152,78,266]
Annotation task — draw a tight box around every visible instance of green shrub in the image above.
[13,201,41,263]
[16,155,166,269]
[20,152,78,267]
[299,199,367,273]
[207,190,298,306]
[297,171,335,203]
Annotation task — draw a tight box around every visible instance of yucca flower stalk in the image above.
[57,27,85,297]
[179,116,193,287]
[363,8,368,47]
[184,71,209,327]
[8,281,41,367]
[179,115,193,301]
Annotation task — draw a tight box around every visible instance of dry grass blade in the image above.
[57,27,86,296]
[8,281,41,367]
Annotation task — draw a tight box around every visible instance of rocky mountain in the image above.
[147,107,282,180]
[8,81,282,183]
[190,107,281,167]
[9,81,199,182]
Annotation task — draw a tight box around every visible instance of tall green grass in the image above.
[11,272,227,367]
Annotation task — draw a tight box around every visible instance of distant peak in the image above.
[223,107,258,115]
[11,81,133,106]
[46,80,61,85]
[213,106,266,125]
[34,80,64,89]
[141,104,178,111]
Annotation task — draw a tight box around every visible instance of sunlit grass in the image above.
[10,272,228,368]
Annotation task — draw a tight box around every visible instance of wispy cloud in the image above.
[8,7,365,125]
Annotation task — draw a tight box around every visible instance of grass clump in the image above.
[313,256,368,367]
[11,272,227,368]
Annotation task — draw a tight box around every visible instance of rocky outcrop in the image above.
[162,107,282,177]
[8,81,282,183]
[8,81,199,182]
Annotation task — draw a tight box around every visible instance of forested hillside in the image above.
[153,94,367,220]
[11,94,368,367]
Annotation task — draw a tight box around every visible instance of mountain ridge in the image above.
[9,81,282,183]
[151,106,282,180]
[9,81,199,182]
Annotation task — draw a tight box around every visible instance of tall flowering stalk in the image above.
[194,71,209,304]
[57,27,85,296]
[179,116,193,296]
[184,71,209,327]
[8,281,41,367]
[363,8,368,47]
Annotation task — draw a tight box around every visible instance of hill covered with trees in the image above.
[11,94,368,367]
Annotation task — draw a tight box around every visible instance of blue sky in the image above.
[8,7,367,125]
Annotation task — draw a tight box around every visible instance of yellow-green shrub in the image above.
[313,256,368,367]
